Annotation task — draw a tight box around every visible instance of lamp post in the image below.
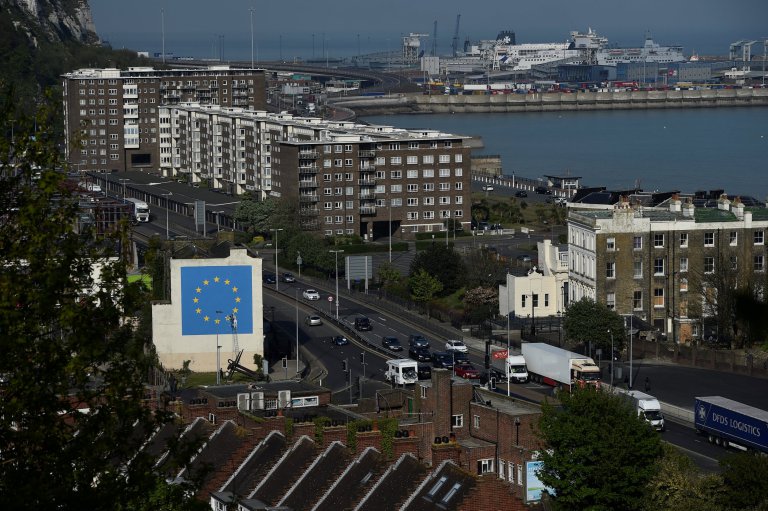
[271,228,284,290]
[514,416,521,446]
[214,210,225,232]
[329,249,344,320]
[445,212,450,248]
[530,293,536,336]
[161,192,172,240]
[608,328,614,387]
[215,310,223,384]
[295,288,300,375]
[119,178,129,200]
[388,202,392,263]
[296,251,303,278]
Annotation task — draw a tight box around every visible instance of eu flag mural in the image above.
[181,265,253,335]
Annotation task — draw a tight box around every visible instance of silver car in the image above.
[305,315,322,326]
[302,289,320,300]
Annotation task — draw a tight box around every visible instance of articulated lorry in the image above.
[521,343,601,389]
[695,396,768,453]
[490,349,529,383]
[125,198,150,223]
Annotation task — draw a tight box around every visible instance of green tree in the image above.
[537,388,663,511]
[409,269,443,317]
[233,195,277,234]
[377,262,402,289]
[409,242,465,296]
[717,451,768,510]
[644,444,723,511]
[0,91,195,510]
[563,297,626,353]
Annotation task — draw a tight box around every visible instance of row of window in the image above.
[608,230,766,250]
[607,254,765,279]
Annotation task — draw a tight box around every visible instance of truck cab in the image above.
[384,359,419,385]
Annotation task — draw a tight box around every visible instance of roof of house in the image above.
[356,454,428,511]
[174,420,243,487]
[244,435,318,508]
[312,447,387,511]
[213,430,287,503]
[402,460,476,511]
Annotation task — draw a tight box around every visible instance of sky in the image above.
[90,0,768,60]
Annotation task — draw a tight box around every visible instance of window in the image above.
[407,169,418,178]
[420,385,427,398]
[439,168,451,177]
[653,288,665,308]
[390,184,402,193]
[704,256,715,273]
[730,256,738,271]
[473,415,480,428]
[344,159,353,167]
[478,459,494,474]
[423,183,435,192]
[654,257,665,276]
[606,292,615,310]
[422,154,434,164]
[680,278,688,292]
[406,155,418,164]
[606,261,615,278]
[334,159,342,167]
[407,198,419,206]
[439,154,450,163]
[633,290,643,310]
[451,414,464,428]
[407,184,418,192]
[755,255,765,272]
[755,230,765,245]
[521,295,526,308]
[729,231,738,246]
[679,233,688,247]
[633,236,642,250]
[680,257,688,273]
[422,169,434,178]
[633,260,643,278]
[390,156,402,165]
[607,238,615,251]
[390,170,401,179]
[704,232,714,247]
[654,234,665,248]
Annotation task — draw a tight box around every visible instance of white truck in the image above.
[490,350,529,383]
[614,389,665,431]
[125,198,150,223]
[384,359,419,385]
[521,343,601,390]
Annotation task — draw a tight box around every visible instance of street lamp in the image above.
[119,178,129,200]
[161,192,173,240]
[445,212,450,248]
[515,416,521,446]
[215,310,223,385]
[329,249,344,320]
[213,210,225,233]
[271,228,284,290]
[388,201,392,263]
[295,288,300,375]
[608,328,614,387]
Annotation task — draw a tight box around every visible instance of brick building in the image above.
[62,66,266,174]
[164,104,472,238]
[568,194,768,343]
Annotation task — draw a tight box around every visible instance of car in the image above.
[262,273,276,284]
[305,315,322,326]
[408,334,430,349]
[431,351,455,369]
[516,254,532,263]
[482,184,494,191]
[332,335,349,346]
[445,340,468,353]
[452,351,470,363]
[382,336,403,351]
[302,289,320,300]
[535,186,551,195]
[354,316,372,331]
[280,272,296,283]
[514,190,528,198]
[554,197,568,206]
[478,221,490,231]
[453,361,481,379]
[408,346,431,363]
[417,364,432,380]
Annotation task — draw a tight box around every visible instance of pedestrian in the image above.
[644,376,651,392]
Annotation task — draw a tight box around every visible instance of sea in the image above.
[362,108,768,199]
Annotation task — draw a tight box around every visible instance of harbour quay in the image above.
[333,87,768,115]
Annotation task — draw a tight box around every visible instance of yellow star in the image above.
[203,279,209,286]
[193,297,199,303]
[224,279,230,285]
[196,287,202,293]
[203,315,210,322]
[232,307,239,314]
[195,307,201,314]
[215,318,221,324]
[232,286,238,293]
[214,276,220,283]
[235,297,241,303]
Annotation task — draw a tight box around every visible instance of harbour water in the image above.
[362,107,768,198]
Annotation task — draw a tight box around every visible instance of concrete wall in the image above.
[152,247,264,372]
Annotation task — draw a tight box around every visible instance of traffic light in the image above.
[342,359,348,371]
[282,357,287,369]
[360,352,365,363]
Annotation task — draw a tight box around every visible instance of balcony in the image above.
[359,192,377,200]
[300,219,320,230]
[358,178,376,186]
[359,206,377,216]
[299,194,319,203]
[299,207,319,216]
[299,179,318,188]
[358,150,376,158]
[299,150,318,159]
[359,165,376,172]
[299,164,318,174]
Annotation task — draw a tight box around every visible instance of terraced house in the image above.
[568,193,768,344]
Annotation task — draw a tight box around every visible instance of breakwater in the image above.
[332,88,768,116]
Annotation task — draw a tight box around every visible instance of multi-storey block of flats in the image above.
[62,66,267,174]
[162,104,472,238]
[568,193,768,344]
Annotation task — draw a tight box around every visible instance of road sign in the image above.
[328,296,334,302]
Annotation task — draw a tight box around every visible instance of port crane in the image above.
[451,14,461,57]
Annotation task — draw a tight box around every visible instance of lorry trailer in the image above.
[694,396,768,453]
[521,343,600,389]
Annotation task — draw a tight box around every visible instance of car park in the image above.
[332,335,349,346]
[302,289,320,300]
[515,190,528,198]
[281,272,296,283]
[445,340,468,353]
[354,316,372,331]
[262,273,276,284]
[431,351,455,369]
[305,315,322,326]
[382,336,403,351]
[408,334,430,349]
[408,346,431,363]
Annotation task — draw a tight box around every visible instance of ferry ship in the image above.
[596,34,685,66]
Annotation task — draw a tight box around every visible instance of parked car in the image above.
[354,316,372,331]
[408,346,431,363]
[281,272,296,283]
[453,361,481,379]
[431,351,455,369]
[302,289,320,300]
[515,190,528,198]
[408,334,430,349]
[382,336,403,351]
[445,340,468,353]
[305,315,322,326]
[516,254,532,263]
[482,184,494,191]
[417,364,432,380]
[535,186,551,195]
[332,335,349,346]
[262,273,276,284]
[452,351,470,363]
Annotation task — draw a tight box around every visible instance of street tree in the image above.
[537,387,663,511]
[717,451,768,510]
[563,297,626,353]
[233,194,277,234]
[377,262,402,289]
[644,444,723,511]
[462,286,499,323]
[409,242,465,296]
[409,269,443,317]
